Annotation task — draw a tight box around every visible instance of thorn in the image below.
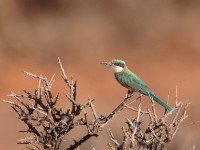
[176,84,178,105]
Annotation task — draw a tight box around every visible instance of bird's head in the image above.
[100,59,126,73]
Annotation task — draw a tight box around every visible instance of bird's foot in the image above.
[126,90,134,97]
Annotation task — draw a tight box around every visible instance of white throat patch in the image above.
[111,65,124,73]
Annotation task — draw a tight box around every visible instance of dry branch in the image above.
[108,97,188,150]
[4,58,189,150]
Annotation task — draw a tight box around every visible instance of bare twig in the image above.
[108,92,189,150]
[123,103,149,114]
[58,57,70,86]
[101,94,143,127]
[88,97,98,120]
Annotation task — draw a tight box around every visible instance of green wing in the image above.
[114,69,173,111]
[114,69,153,95]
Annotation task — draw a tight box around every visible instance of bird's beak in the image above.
[100,61,112,66]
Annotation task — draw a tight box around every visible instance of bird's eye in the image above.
[115,63,120,66]
[116,63,124,67]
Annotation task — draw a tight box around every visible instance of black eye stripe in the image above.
[115,63,124,67]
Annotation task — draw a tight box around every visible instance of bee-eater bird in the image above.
[101,59,173,111]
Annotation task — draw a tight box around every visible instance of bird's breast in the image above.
[114,72,132,90]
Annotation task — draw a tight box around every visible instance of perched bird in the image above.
[101,59,173,111]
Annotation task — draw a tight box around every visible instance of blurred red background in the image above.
[0,0,200,149]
